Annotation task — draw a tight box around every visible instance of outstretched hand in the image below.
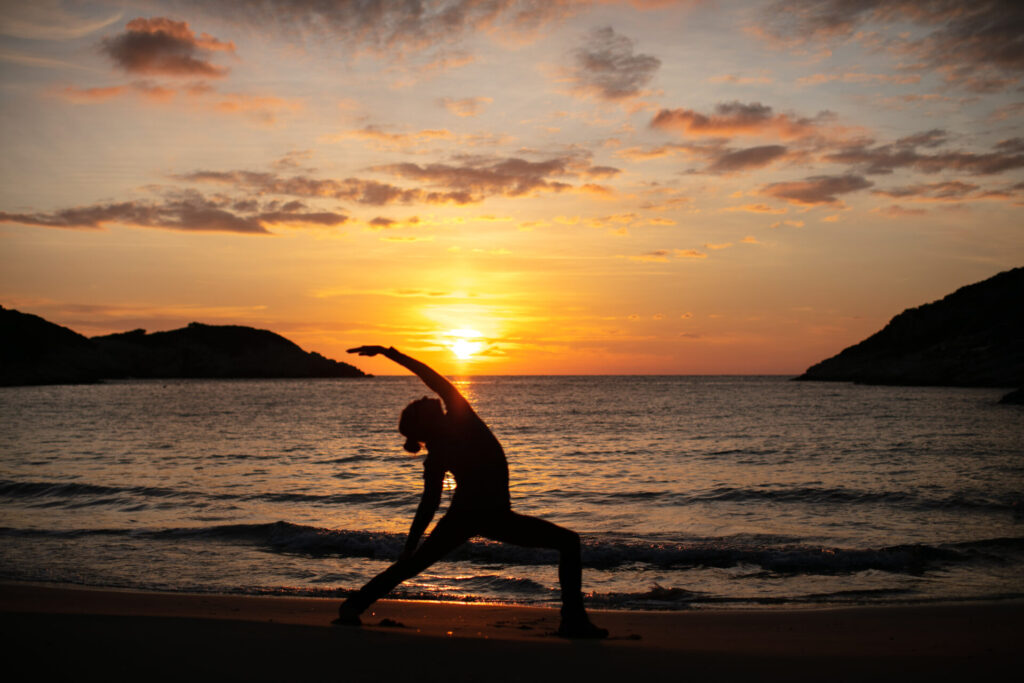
[347,345,389,357]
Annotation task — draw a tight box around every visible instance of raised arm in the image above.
[347,345,467,410]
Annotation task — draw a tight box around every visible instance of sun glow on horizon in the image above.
[447,328,485,360]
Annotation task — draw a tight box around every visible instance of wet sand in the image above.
[2,582,1020,681]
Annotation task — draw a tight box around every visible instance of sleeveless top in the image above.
[422,401,510,513]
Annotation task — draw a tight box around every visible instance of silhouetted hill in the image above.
[1,308,368,385]
[0,306,104,385]
[796,267,1024,390]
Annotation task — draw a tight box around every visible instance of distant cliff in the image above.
[795,267,1023,389]
[1,307,368,385]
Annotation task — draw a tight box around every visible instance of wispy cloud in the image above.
[327,125,456,152]
[0,2,123,40]
[758,0,1024,92]
[628,248,707,262]
[187,0,583,56]
[180,169,432,205]
[826,135,1024,175]
[439,96,493,117]
[53,81,302,125]
[0,191,347,234]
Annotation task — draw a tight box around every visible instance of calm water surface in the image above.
[1,376,1021,609]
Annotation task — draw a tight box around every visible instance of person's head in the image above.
[398,396,444,453]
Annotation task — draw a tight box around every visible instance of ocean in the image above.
[1,376,1021,610]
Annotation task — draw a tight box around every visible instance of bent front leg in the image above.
[339,514,472,616]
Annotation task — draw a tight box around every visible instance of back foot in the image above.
[556,618,608,639]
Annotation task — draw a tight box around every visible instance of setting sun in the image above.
[448,329,485,360]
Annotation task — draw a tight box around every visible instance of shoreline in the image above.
[3,582,1021,681]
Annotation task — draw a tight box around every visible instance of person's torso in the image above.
[426,408,510,511]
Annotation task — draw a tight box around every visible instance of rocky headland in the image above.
[795,267,1023,401]
[1,307,368,385]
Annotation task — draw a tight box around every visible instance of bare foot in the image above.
[332,605,362,626]
[556,618,608,639]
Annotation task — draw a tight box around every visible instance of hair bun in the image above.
[403,437,421,454]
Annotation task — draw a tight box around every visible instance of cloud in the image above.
[628,247,707,263]
[187,0,583,56]
[725,203,788,214]
[54,81,301,125]
[760,174,873,205]
[101,17,234,77]
[563,26,660,101]
[826,135,1024,175]
[272,150,314,171]
[875,204,928,217]
[179,169,437,205]
[629,250,671,262]
[797,71,921,86]
[650,101,831,140]
[373,155,612,202]
[758,1,1024,91]
[707,73,774,85]
[439,97,493,117]
[366,216,421,230]
[706,144,789,173]
[989,102,1024,122]
[872,181,979,201]
[56,85,128,102]
[0,2,123,40]
[329,126,456,151]
[616,141,724,161]
[0,191,347,234]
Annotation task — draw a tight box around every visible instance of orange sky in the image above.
[1,1,1022,375]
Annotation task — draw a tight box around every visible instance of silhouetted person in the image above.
[335,345,607,638]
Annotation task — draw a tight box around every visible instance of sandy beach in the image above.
[2,582,1020,681]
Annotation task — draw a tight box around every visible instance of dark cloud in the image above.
[0,191,347,234]
[373,155,606,202]
[650,101,830,139]
[895,129,949,148]
[185,0,581,55]
[368,217,397,228]
[706,145,789,173]
[826,136,1024,175]
[565,26,660,101]
[102,17,234,77]
[759,1,1024,91]
[179,170,435,205]
[760,174,873,205]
